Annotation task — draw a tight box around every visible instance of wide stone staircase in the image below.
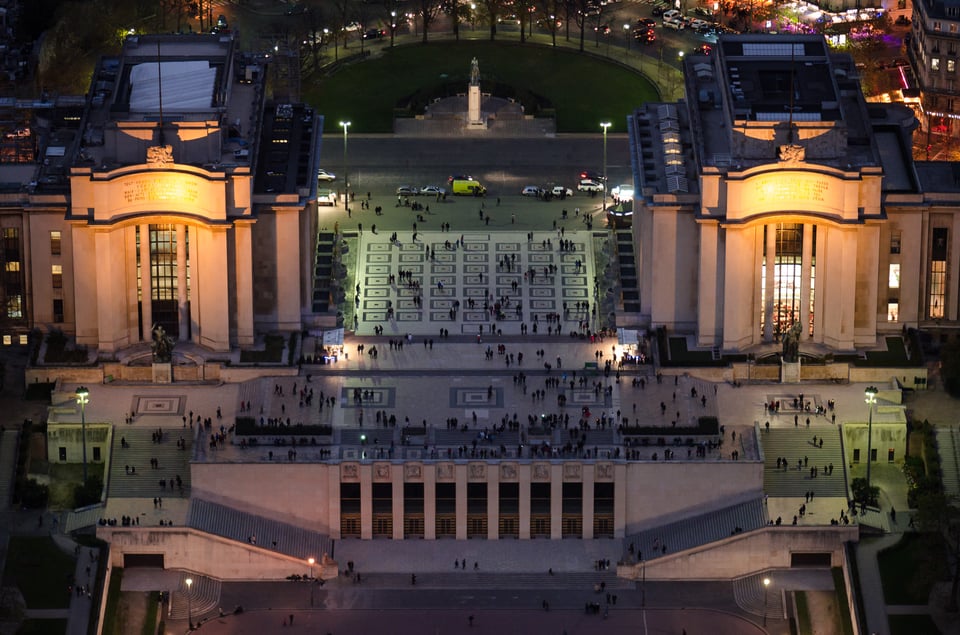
[108,427,193,498]
[345,570,633,590]
[760,428,847,498]
[623,497,768,563]
[614,230,641,315]
[311,231,337,313]
[733,572,783,622]
[935,426,960,499]
[170,573,222,621]
[186,498,334,562]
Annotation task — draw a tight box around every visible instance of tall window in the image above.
[50,231,61,255]
[149,224,179,336]
[929,228,948,319]
[761,224,806,338]
[51,264,62,289]
[889,263,901,289]
[888,301,899,322]
[890,232,901,254]
[53,298,64,323]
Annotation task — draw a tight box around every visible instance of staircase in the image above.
[935,426,960,499]
[108,427,193,498]
[733,572,782,622]
[186,498,333,562]
[170,573,222,621]
[312,231,337,313]
[760,428,847,498]
[615,230,641,315]
[623,498,767,562]
[344,570,633,590]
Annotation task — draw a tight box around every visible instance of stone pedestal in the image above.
[467,85,485,129]
[152,362,172,384]
[780,359,801,384]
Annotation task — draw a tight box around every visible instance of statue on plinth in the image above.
[781,322,802,363]
[470,57,480,86]
[151,324,176,363]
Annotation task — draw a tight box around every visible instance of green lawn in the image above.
[889,614,942,635]
[878,533,948,605]
[15,619,69,635]
[305,41,659,133]
[3,537,75,609]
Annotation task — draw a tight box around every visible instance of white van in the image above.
[662,9,682,21]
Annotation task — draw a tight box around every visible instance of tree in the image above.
[851,477,879,507]
[417,0,443,43]
[571,0,590,52]
[481,0,504,41]
[914,490,960,612]
[383,0,403,46]
[514,0,536,44]
[538,0,564,47]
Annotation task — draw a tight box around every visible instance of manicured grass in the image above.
[101,568,124,635]
[878,533,948,605]
[15,619,69,635]
[796,591,812,634]
[3,537,75,609]
[305,41,658,133]
[831,566,855,635]
[889,614,942,635]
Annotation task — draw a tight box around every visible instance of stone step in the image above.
[170,573,221,621]
[760,428,846,498]
[331,570,633,591]
[109,428,192,498]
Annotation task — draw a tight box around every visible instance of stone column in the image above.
[487,469,499,540]
[328,470,341,539]
[424,467,436,540]
[359,464,372,540]
[234,222,255,347]
[392,466,405,540]
[582,466,595,540]
[455,464,468,540]
[763,223,776,342]
[550,465,563,540]
[518,465,531,539]
[176,224,188,340]
[613,464,627,538]
[800,223,813,339]
[140,223,153,341]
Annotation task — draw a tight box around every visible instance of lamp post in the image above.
[390,11,396,46]
[600,122,611,216]
[624,23,630,53]
[762,577,771,627]
[865,386,878,490]
[76,387,89,483]
[340,121,351,211]
[308,557,316,606]
[185,577,193,630]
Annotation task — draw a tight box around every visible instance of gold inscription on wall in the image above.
[121,175,201,206]
[753,174,830,207]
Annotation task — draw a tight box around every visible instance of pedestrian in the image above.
[289,614,294,625]
[469,615,474,627]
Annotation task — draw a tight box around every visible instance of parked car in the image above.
[577,179,605,193]
[689,19,711,33]
[396,186,419,196]
[579,170,606,182]
[636,18,657,29]
[651,2,671,16]
[662,9,682,21]
[521,185,543,197]
[448,174,473,184]
[694,44,713,56]
[363,28,385,39]
[317,169,336,181]
[663,17,685,30]
[551,186,574,198]
[420,185,446,195]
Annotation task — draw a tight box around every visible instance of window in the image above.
[890,232,901,254]
[51,264,62,289]
[888,301,899,322]
[932,57,941,71]
[889,263,901,288]
[930,228,948,319]
[6,296,21,319]
[4,261,18,272]
[53,299,64,323]
[949,60,957,73]
[934,21,942,31]
[50,231,61,255]
[18,334,26,345]
[1,335,9,346]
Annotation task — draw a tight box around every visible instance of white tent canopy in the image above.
[129,61,216,112]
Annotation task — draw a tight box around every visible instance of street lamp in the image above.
[865,386,878,490]
[624,23,630,53]
[600,122,612,216]
[390,11,396,46]
[340,121,351,211]
[763,577,771,626]
[308,557,316,606]
[76,387,89,483]
[185,577,193,630]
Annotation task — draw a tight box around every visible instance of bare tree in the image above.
[514,0,536,44]
[539,0,564,47]
[481,0,504,41]
[382,0,403,47]
[417,0,443,43]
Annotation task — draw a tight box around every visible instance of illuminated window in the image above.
[4,261,19,272]
[932,57,941,71]
[890,232,901,254]
[2,335,10,346]
[50,231,61,255]
[888,302,899,322]
[929,228,948,319]
[949,59,957,73]
[18,334,27,345]
[760,224,812,338]
[889,263,900,289]
[51,264,62,289]
[6,295,21,319]
[934,21,942,31]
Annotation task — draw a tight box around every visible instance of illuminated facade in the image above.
[910,0,960,137]
[629,34,960,353]
[0,34,321,352]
